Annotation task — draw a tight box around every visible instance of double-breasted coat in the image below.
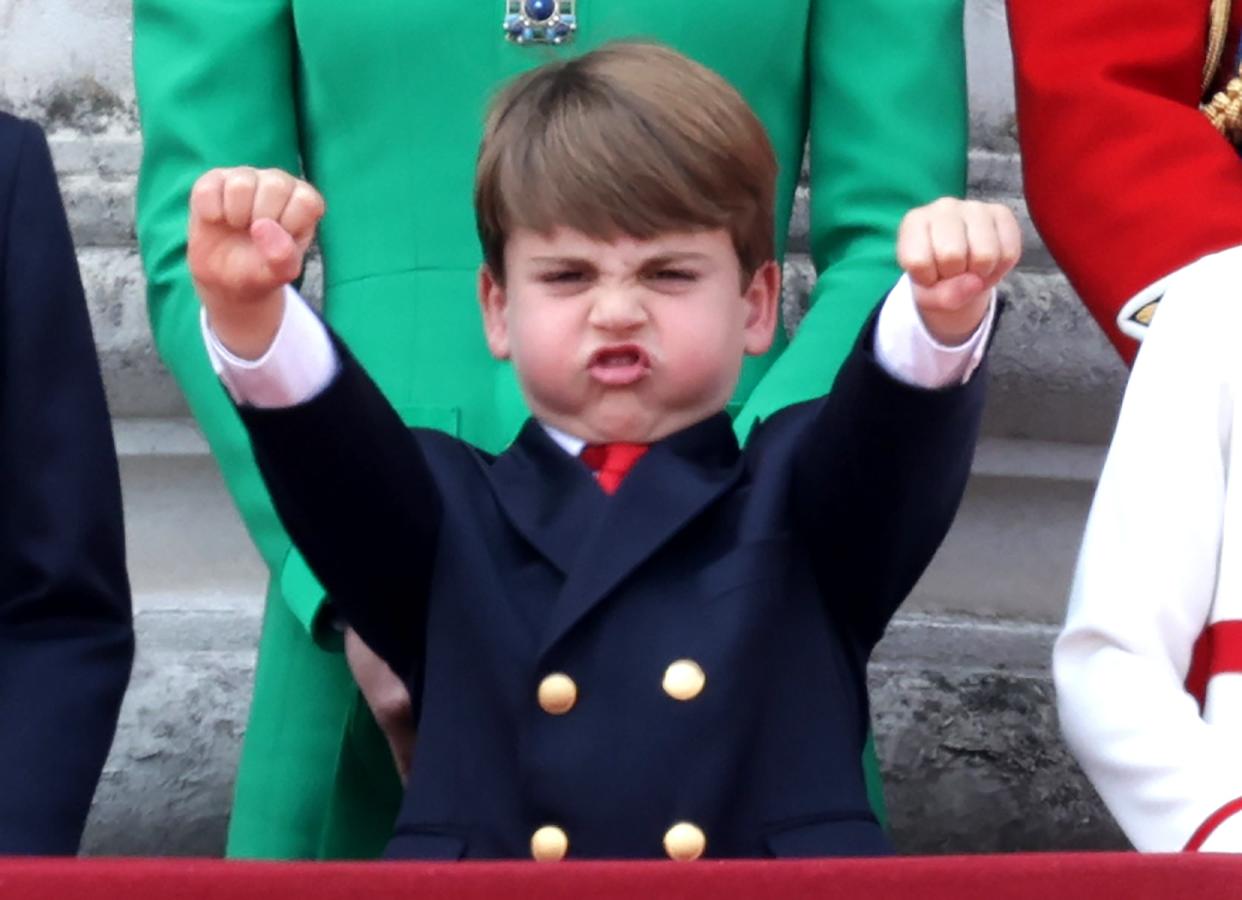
[235,316,986,859]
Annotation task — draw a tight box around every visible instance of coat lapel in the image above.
[486,419,607,576]
[537,413,744,657]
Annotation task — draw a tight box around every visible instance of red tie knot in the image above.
[581,442,649,494]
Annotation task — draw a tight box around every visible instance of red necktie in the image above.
[580,443,649,495]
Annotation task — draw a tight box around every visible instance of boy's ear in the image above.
[742,260,781,356]
[478,263,511,360]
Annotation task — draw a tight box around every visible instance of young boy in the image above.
[189,43,1018,860]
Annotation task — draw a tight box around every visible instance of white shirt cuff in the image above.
[873,273,994,389]
[201,284,339,408]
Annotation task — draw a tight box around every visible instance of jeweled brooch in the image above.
[504,0,576,45]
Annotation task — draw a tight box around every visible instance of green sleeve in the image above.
[734,0,968,437]
[134,0,330,639]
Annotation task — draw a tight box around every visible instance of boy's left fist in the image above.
[897,198,1022,345]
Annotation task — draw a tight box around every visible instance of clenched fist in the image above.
[187,167,325,359]
[897,198,1022,345]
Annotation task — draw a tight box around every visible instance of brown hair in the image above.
[475,42,777,281]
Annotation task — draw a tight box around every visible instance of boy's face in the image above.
[480,227,780,444]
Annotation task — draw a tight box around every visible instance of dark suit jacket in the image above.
[0,113,134,855]
[240,315,985,860]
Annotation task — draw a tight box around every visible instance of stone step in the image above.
[909,438,1103,624]
[116,421,266,609]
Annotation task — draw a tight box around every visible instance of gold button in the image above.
[662,660,706,701]
[537,673,578,715]
[531,825,569,861]
[663,822,706,861]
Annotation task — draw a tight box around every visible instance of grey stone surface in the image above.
[119,453,265,605]
[966,0,1018,154]
[987,274,1128,444]
[80,438,264,856]
[84,623,256,856]
[61,171,136,246]
[873,619,1125,853]
[0,0,136,128]
[909,474,1090,624]
[876,667,1124,853]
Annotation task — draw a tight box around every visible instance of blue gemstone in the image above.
[523,26,535,41]
[559,15,575,26]
[553,22,571,36]
[506,16,524,34]
[524,0,556,22]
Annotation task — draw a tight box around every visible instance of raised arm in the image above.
[1008,0,1242,362]
[790,199,1015,649]
[134,0,333,636]
[238,334,444,681]
[190,168,443,679]
[0,116,133,854]
[734,0,968,434]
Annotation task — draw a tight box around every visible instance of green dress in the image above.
[133,0,967,859]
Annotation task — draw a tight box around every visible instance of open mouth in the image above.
[587,344,651,386]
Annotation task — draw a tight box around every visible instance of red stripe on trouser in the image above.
[1185,620,1242,709]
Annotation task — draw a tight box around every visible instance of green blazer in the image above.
[133,0,966,860]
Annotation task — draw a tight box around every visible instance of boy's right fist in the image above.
[187,167,325,359]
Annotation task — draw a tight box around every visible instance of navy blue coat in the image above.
[0,114,133,855]
[240,314,985,860]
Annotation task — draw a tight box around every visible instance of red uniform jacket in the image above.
[1009,0,1242,364]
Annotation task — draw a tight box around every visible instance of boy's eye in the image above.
[541,270,588,284]
[648,269,698,281]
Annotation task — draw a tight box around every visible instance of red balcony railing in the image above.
[1,853,1241,900]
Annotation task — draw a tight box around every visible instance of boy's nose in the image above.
[588,287,648,331]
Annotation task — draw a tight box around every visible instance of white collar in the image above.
[540,422,587,457]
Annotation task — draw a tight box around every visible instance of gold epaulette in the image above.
[1201,0,1242,143]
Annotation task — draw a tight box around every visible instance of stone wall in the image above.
[0,0,1128,856]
